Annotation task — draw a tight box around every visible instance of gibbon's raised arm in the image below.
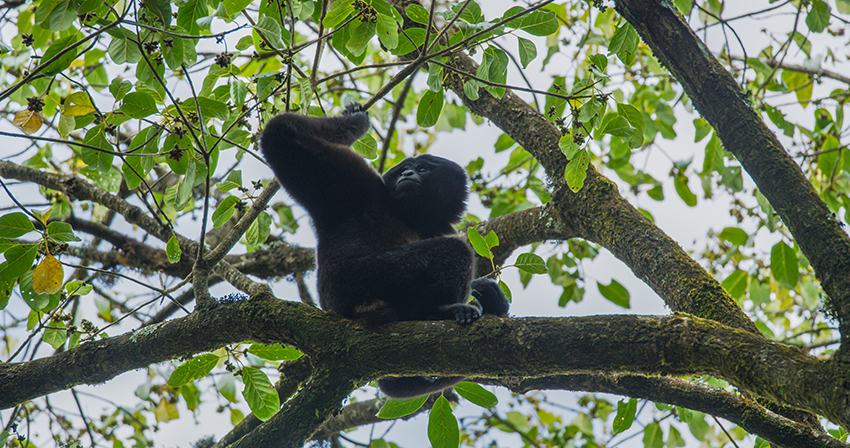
[260,106,380,230]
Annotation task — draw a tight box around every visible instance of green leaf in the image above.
[564,148,589,192]
[588,53,608,72]
[426,64,443,92]
[298,77,312,111]
[217,171,243,192]
[123,126,159,190]
[43,325,67,349]
[168,353,219,386]
[0,278,13,310]
[217,374,238,403]
[454,382,498,408]
[721,270,748,301]
[597,279,630,308]
[417,89,444,127]
[40,33,81,75]
[109,78,133,101]
[167,234,181,264]
[617,103,644,130]
[602,116,634,138]
[749,277,770,307]
[255,17,284,49]
[499,280,512,302]
[65,280,93,296]
[405,4,430,24]
[0,244,38,282]
[20,267,59,311]
[702,134,724,174]
[0,213,37,238]
[771,241,799,288]
[392,27,426,55]
[223,0,253,16]
[246,211,271,246]
[323,0,353,28]
[145,0,172,26]
[457,1,483,23]
[479,46,508,98]
[162,31,186,70]
[806,0,831,33]
[558,133,580,159]
[107,34,142,64]
[718,227,748,246]
[352,133,378,158]
[668,425,686,447]
[248,343,303,361]
[49,1,78,32]
[673,175,697,207]
[377,395,428,419]
[47,221,81,242]
[81,125,114,172]
[370,0,393,16]
[230,80,247,107]
[191,96,230,121]
[120,92,159,119]
[177,0,208,35]
[643,422,664,448]
[674,0,693,14]
[612,398,637,434]
[241,367,281,421]
[578,97,603,123]
[514,253,547,274]
[467,227,493,259]
[463,80,480,101]
[428,395,459,448]
[609,22,639,66]
[376,14,399,50]
[693,118,712,142]
[346,20,376,56]
[483,230,498,250]
[517,37,537,69]
[754,437,770,448]
[182,382,201,411]
[176,163,196,208]
[512,10,558,36]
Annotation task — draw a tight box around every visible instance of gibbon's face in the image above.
[382,154,467,199]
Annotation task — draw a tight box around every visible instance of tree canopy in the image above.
[1,0,849,447]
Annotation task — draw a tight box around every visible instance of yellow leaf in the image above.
[13,110,44,135]
[63,92,96,116]
[154,397,179,422]
[32,208,52,225]
[33,253,63,294]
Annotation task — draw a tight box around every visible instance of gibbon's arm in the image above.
[260,107,382,229]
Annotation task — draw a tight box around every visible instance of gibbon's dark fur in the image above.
[260,104,509,398]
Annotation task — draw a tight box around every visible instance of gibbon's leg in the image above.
[470,278,510,316]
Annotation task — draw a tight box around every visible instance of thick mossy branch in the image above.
[615,0,850,348]
[3,299,846,429]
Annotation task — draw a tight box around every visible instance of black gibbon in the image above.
[260,104,509,398]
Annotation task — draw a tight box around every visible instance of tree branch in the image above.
[506,374,846,448]
[614,0,850,354]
